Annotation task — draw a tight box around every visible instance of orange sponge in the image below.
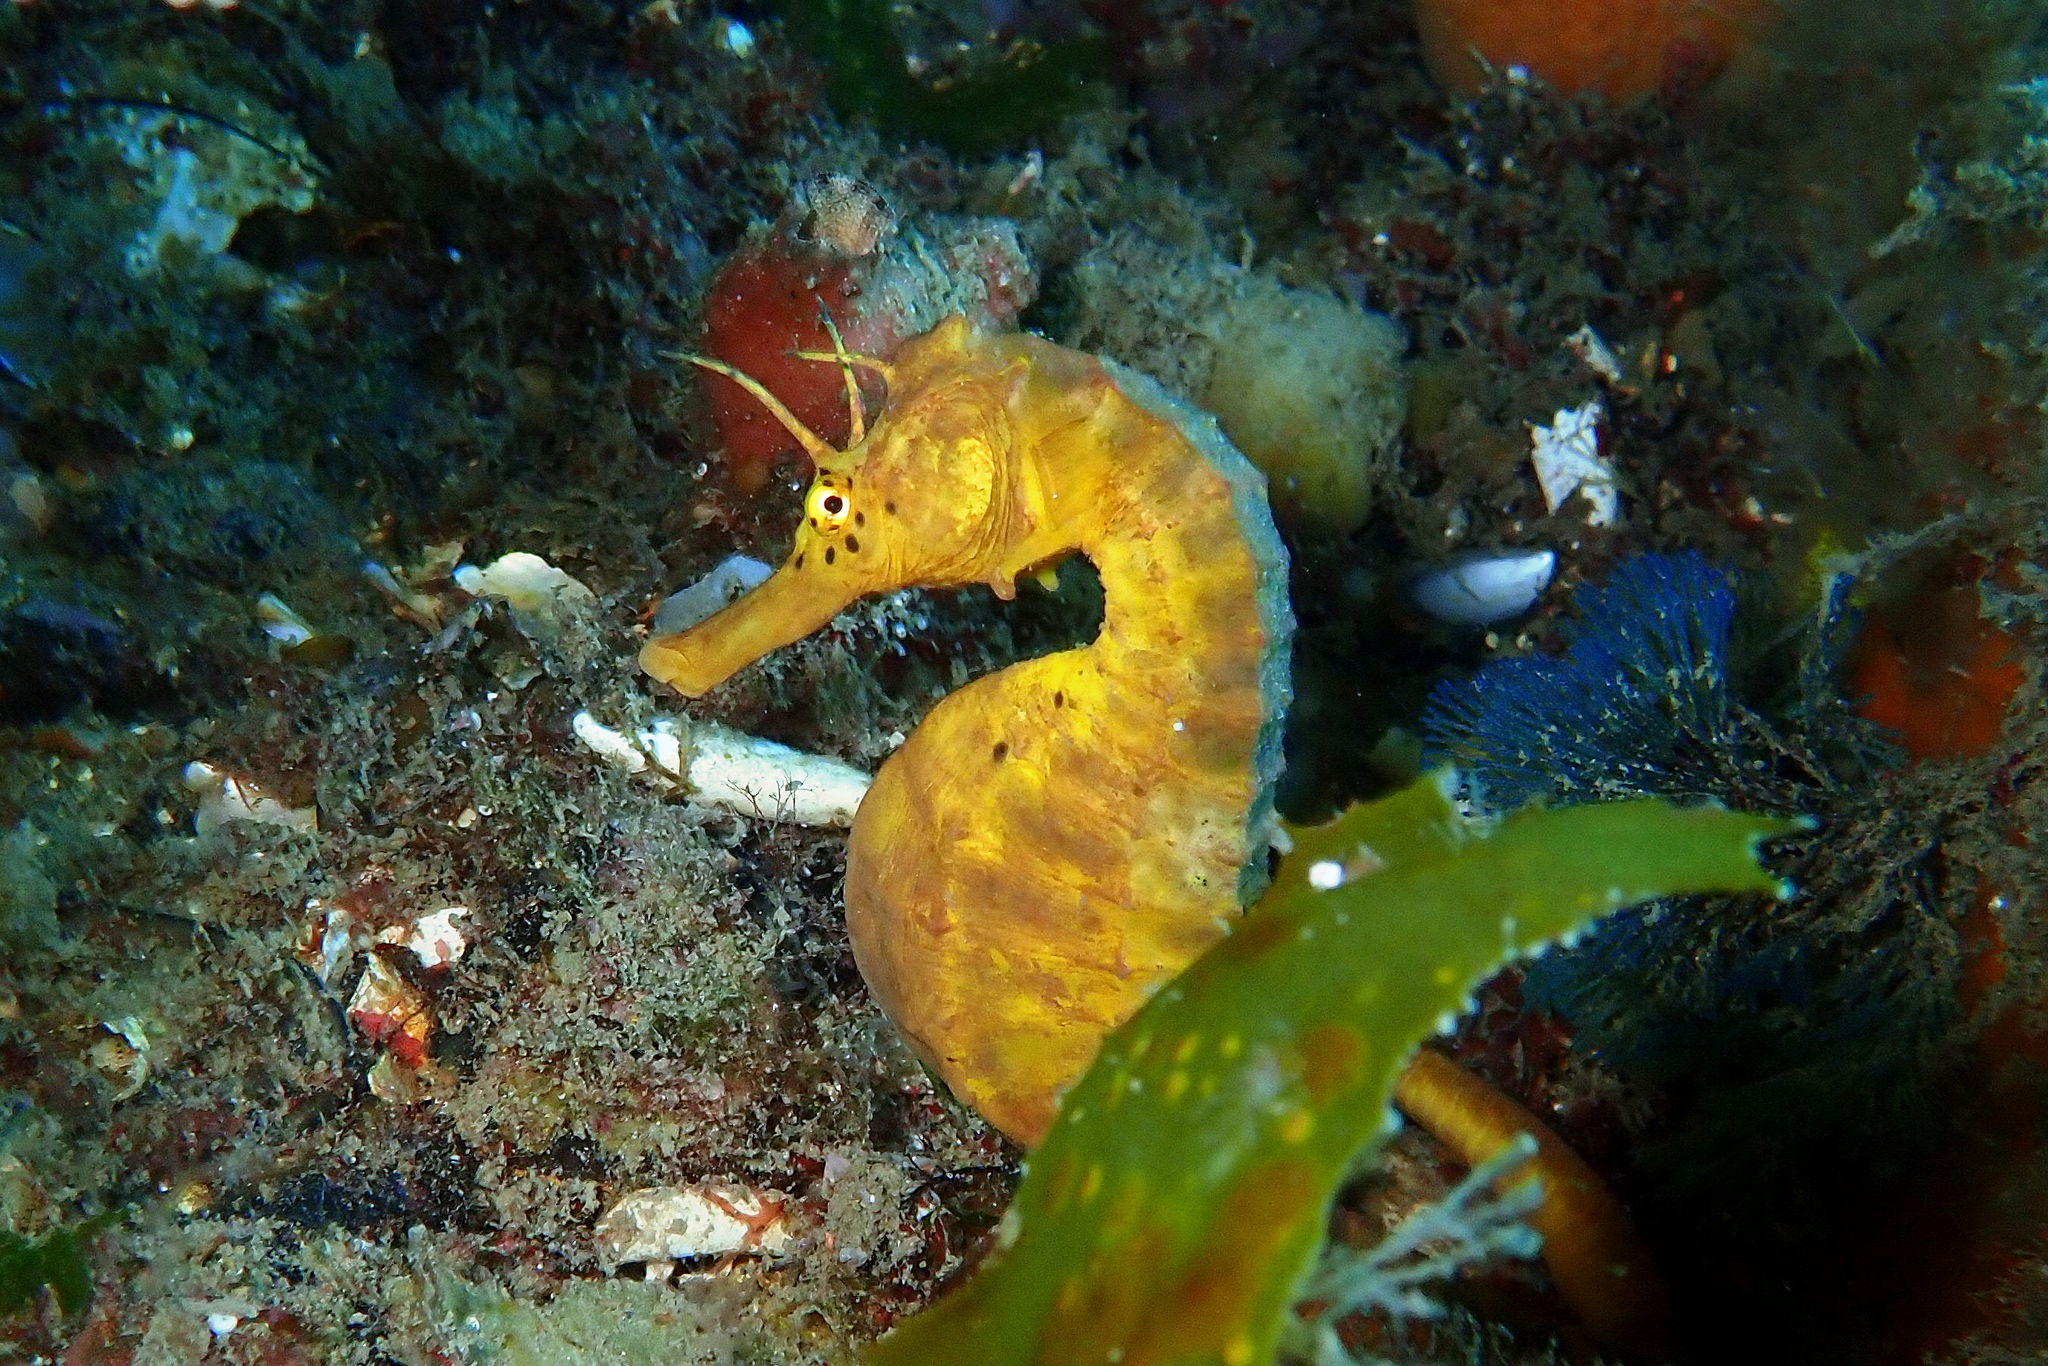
[1850,581,2026,763]
[1413,0,1780,102]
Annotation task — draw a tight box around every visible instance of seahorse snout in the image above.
[641,563,852,697]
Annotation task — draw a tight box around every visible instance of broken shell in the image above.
[1411,549,1556,627]
[256,593,353,666]
[794,173,894,259]
[454,551,597,617]
[366,1051,451,1102]
[374,905,470,968]
[296,898,359,987]
[254,592,315,645]
[1529,400,1619,527]
[363,560,445,629]
[595,1184,794,1271]
[1565,323,1625,386]
[402,906,469,967]
[88,1015,152,1100]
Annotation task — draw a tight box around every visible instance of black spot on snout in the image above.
[824,547,836,565]
[991,741,1008,761]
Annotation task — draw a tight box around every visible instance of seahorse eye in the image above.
[806,481,853,533]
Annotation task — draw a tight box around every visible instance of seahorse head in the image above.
[642,316,1038,697]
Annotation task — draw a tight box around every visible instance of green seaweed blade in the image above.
[781,0,1108,156]
[868,773,1794,1366]
[0,1211,117,1317]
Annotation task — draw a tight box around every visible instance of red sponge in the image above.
[694,177,1037,497]
[698,223,877,497]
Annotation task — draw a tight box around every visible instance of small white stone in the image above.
[1307,860,1345,890]
[7,470,52,534]
[714,16,755,58]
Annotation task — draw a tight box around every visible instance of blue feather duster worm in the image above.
[1423,551,1739,812]
[1421,550,1962,1264]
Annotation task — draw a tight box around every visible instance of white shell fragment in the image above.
[254,592,315,645]
[686,721,870,827]
[376,905,471,968]
[182,761,317,835]
[650,555,774,637]
[571,710,649,775]
[595,1184,793,1271]
[572,710,871,827]
[1529,400,1619,527]
[454,552,597,616]
[1411,549,1557,627]
[1565,324,1624,385]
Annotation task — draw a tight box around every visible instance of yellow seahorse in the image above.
[645,314,1678,1352]
[641,314,1293,1146]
